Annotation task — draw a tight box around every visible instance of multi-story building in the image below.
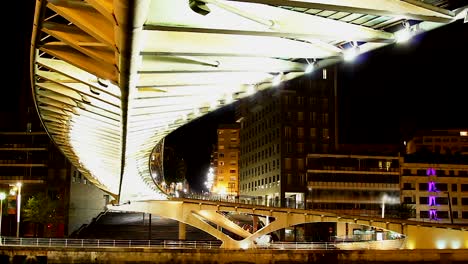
[304,146,404,242]
[238,67,337,207]
[406,129,468,155]
[400,159,468,224]
[213,124,240,196]
[0,121,71,237]
[306,153,401,215]
[401,128,468,224]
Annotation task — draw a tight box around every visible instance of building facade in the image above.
[0,130,71,237]
[68,166,110,235]
[402,129,468,224]
[238,67,337,207]
[400,161,468,224]
[406,129,468,155]
[213,124,240,196]
[306,153,401,216]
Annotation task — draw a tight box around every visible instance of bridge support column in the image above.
[179,222,186,240]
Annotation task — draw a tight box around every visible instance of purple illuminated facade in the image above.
[427,168,438,220]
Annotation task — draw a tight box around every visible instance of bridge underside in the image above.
[108,199,468,250]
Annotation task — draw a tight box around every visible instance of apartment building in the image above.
[212,124,240,196]
[400,161,468,224]
[238,67,337,207]
[0,130,71,237]
[306,153,400,215]
[407,129,468,155]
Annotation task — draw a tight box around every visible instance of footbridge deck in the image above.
[108,197,468,250]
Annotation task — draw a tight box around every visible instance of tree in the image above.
[22,193,63,237]
[387,203,415,219]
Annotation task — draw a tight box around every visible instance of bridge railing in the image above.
[182,193,306,209]
[0,237,404,250]
[0,237,221,249]
[180,193,385,218]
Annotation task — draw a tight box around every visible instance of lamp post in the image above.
[16,182,22,238]
[381,194,398,219]
[381,194,387,218]
[0,192,5,242]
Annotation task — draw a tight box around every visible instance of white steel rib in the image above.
[30,0,465,202]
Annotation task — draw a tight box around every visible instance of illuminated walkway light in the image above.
[272,73,283,86]
[305,59,315,73]
[344,42,360,62]
[395,21,412,43]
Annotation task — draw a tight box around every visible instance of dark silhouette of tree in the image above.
[386,203,415,219]
[23,193,63,237]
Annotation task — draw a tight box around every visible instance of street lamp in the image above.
[381,193,398,218]
[16,182,22,238]
[0,192,5,241]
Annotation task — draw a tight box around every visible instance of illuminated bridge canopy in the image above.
[30,0,466,202]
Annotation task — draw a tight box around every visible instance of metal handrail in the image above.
[0,237,221,249]
[0,237,405,250]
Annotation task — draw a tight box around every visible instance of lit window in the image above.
[322,128,329,139]
[461,131,468,136]
[298,112,304,121]
[297,143,304,153]
[310,128,316,137]
[284,127,291,138]
[298,127,304,138]
[297,159,304,170]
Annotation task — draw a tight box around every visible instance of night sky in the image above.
[338,19,468,144]
[10,2,468,192]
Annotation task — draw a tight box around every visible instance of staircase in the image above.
[72,211,217,241]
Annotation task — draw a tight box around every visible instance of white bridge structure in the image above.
[30,0,467,249]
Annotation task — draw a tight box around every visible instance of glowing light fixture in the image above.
[16,182,22,238]
[396,21,412,43]
[205,167,215,192]
[0,192,5,240]
[436,240,447,249]
[272,73,283,86]
[305,59,315,73]
[343,41,359,62]
[240,241,250,249]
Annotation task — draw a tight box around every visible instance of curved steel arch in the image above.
[30,0,464,203]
